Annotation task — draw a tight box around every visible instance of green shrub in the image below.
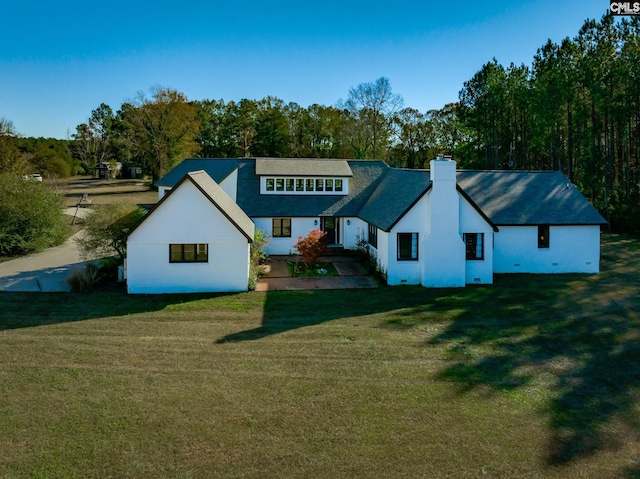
[0,173,69,255]
[248,228,269,291]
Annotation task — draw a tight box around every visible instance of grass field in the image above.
[59,176,157,208]
[1,234,639,478]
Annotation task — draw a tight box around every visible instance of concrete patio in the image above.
[255,255,379,291]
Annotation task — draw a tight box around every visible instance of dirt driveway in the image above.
[0,209,93,292]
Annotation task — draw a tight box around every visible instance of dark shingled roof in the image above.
[255,158,353,177]
[236,160,387,217]
[456,170,607,225]
[156,159,240,187]
[358,168,431,231]
[155,158,606,229]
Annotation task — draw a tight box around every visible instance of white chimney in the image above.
[422,157,466,287]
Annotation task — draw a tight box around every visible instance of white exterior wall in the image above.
[254,217,318,255]
[376,231,389,278]
[460,200,494,284]
[343,218,367,249]
[494,225,600,274]
[127,181,250,293]
[386,194,429,285]
[219,168,238,201]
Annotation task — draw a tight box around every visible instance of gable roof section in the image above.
[357,168,431,231]
[157,158,606,228]
[255,158,353,177]
[236,160,387,218]
[357,169,499,232]
[456,170,607,225]
[156,158,240,188]
[129,170,254,242]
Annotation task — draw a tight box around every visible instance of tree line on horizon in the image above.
[1,13,639,233]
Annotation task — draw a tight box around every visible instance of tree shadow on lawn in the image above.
[413,234,640,468]
[216,286,435,343]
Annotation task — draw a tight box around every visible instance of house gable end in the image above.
[128,170,254,243]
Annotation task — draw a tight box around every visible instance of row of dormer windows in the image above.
[264,177,345,193]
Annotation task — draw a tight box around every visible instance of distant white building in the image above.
[126,157,606,293]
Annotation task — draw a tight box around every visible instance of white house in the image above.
[126,170,254,294]
[128,156,606,293]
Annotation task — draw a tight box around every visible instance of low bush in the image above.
[66,263,104,292]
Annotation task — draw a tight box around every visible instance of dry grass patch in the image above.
[60,176,157,208]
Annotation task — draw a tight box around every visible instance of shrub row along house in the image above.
[125,157,606,294]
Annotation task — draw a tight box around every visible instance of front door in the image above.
[320,217,340,245]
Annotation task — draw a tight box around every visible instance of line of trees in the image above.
[1,14,639,233]
[458,14,640,233]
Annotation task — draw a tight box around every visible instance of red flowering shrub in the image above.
[294,229,328,267]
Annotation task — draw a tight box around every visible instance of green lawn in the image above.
[1,234,639,478]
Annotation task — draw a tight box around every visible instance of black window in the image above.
[266,178,274,191]
[170,244,208,263]
[368,223,378,249]
[335,179,343,192]
[315,179,324,191]
[273,218,292,238]
[463,233,484,260]
[397,233,418,260]
[538,225,550,248]
[275,178,285,191]
[296,178,304,191]
[326,179,334,192]
[305,179,314,191]
[285,178,294,191]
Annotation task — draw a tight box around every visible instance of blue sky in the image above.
[1,0,608,139]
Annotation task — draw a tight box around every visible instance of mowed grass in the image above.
[1,234,639,478]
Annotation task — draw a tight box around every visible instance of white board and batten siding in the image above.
[493,225,601,274]
[127,178,251,293]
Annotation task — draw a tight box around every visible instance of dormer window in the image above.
[260,176,350,195]
[256,158,352,196]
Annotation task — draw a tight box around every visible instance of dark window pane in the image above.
[538,225,550,248]
[170,244,182,262]
[397,233,418,260]
[183,244,196,262]
[197,244,208,262]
